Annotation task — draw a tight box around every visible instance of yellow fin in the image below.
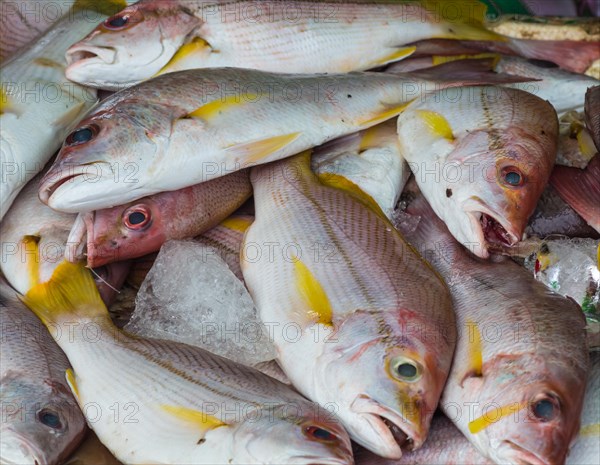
[317,173,387,220]
[577,128,597,159]
[220,216,253,233]
[416,110,455,141]
[21,261,107,327]
[580,423,600,437]
[156,38,212,76]
[359,121,396,152]
[359,100,415,127]
[293,257,333,326]
[225,133,301,165]
[469,402,527,434]
[22,236,40,289]
[161,405,228,432]
[186,92,261,121]
[72,0,127,16]
[432,53,501,67]
[466,320,483,377]
[33,58,64,69]
[0,87,19,116]
[65,369,80,401]
[374,46,417,66]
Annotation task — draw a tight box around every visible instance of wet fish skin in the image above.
[67,169,252,267]
[242,152,456,459]
[397,183,589,465]
[0,1,136,220]
[585,85,600,151]
[64,0,500,90]
[39,68,471,213]
[0,173,130,305]
[396,85,558,258]
[21,262,355,465]
[0,278,86,465]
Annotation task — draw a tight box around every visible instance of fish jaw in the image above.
[65,3,200,90]
[0,433,46,465]
[493,441,555,465]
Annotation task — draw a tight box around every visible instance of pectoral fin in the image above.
[225,133,302,165]
[185,92,261,121]
[293,257,333,326]
[65,369,80,401]
[373,46,417,66]
[464,320,483,380]
[359,100,415,127]
[156,38,213,76]
[160,405,228,437]
[416,110,455,141]
[22,236,40,289]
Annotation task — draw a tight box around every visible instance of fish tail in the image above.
[21,261,108,327]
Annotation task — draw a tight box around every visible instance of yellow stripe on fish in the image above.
[187,93,262,121]
[466,320,483,378]
[432,53,501,67]
[416,110,455,141]
[225,133,302,165]
[468,402,527,434]
[374,46,417,67]
[22,236,41,288]
[580,423,600,437]
[293,256,333,327]
[220,216,253,234]
[160,405,228,432]
[66,368,81,401]
[72,0,127,16]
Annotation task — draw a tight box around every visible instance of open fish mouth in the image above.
[501,441,551,465]
[66,45,116,66]
[480,213,518,247]
[38,172,86,205]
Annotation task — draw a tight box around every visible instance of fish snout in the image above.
[0,434,46,465]
[66,44,117,67]
[499,440,558,465]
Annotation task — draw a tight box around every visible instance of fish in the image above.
[0,173,130,305]
[21,261,355,465]
[556,111,597,169]
[354,350,600,465]
[585,86,600,151]
[550,154,600,233]
[63,431,123,465]
[389,54,600,114]
[242,152,456,459]
[354,413,493,465]
[0,277,87,465]
[0,0,136,220]
[39,67,503,213]
[311,120,409,218]
[396,85,559,258]
[63,0,502,90]
[397,183,589,465]
[0,0,129,60]
[65,169,252,267]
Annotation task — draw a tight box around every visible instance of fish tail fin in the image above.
[422,0,505,42]
[508,38,600,74]
[21,261,108,327]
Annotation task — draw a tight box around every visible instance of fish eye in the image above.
[304,426,337,442]
[104,14,130,30]
[38,409,62,429]
[123,205,151,230]
[390,356,422,382]
[530,395,560,422]
[66,124,98,146]
[501,167,524,187]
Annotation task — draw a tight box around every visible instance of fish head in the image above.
[466,356,585,465]
[39,103,171,213]
[0,377,85,464]
[319,310,453,458]
[68,200,166,267]
[66,2,201,89]
[231,404,353,465]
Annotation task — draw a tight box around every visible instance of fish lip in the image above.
[38,170,86,206]
[65,212,92,264]
[66,44,117,66]
[351,396,423,456]
[0,433,46,465]
[501,440,551,465]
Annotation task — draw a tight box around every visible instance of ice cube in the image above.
[125,240,276,366]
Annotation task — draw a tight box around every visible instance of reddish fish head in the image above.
[463,355,587,465]
[65,1,201,89]
[67,200,166,268]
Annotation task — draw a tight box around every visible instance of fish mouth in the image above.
[500,441,551,465]
[65,212,92,263]
[465,205,520,257]
[38,170,87,206]
[351,396,422,458]
[66,45,117,66]
[0,434,46,465]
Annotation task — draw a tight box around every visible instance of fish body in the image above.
[550,154,600,233]
[398,185,589,465]
[64,0,500,90]
[0,174,129,304]
[585,86,600,151]
[242,152,455,459]
[40,68,471,213]
[21,261,354,465]
[66,169,252,267]
[396,85,558,258]
[0,278,86,465]
[0,3,136,220]
[311,119,409,218]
